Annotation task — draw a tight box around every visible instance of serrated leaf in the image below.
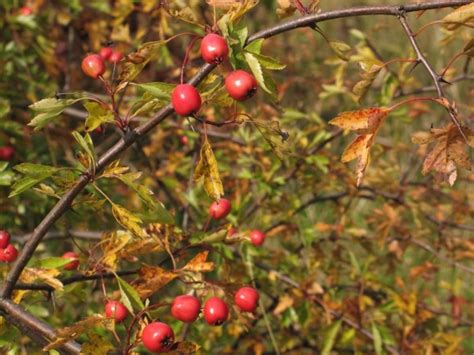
[132,265,178,299]
[83,102,114,132]
[244,50,286,70]
[28,98,81,130]
[133,82,175,100]
[321,319,342,355]
[194,138,224,200]
[72,131,96,167]
[244,51,271,94]
[115,274,145,313]
[111,204,146,238]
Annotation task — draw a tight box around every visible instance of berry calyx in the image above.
[209,198,232,220]
[0,230,11,249]
[105,300,128,323]
[200,33,229,64]
[81,54,106,79]
[225,70,258,101]
[0,244,18,263]
[0,146,15,161]
[171,84,202,117]
[249,230,265,246]
[109,49,123,64]
[171,295,201,323]
[235,286,260,313]
[203,297,229,326]
[62,252,80,270]
[142,322,175,353]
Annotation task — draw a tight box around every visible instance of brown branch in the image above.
[395,74,474,97]
[397,13,468,142]
[0,0,470,350]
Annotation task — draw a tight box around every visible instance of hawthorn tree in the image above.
[0,0,473,354]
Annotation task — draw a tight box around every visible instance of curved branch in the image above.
[0,0,470,350]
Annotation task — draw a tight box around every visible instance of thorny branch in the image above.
[0,1,471,352]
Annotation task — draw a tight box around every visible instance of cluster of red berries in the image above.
[0,231,18,263]
[171,33,258,117]
[104,286,259,353]
[0,146,15,161]
[209,198,266,246]
[81,47,123,79]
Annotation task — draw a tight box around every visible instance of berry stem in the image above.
[180,36,201,84]
[388,96,449,112]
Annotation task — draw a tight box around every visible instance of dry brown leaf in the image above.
[273,294,294,315]
[167,341,200,354]
[80,333,114,355]
[329,107,389,133]
[43,315,113,351]
[132,265,178,299]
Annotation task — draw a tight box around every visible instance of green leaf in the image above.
[133,82,175,100]
[33,257,74,269]
[244,50,286,70]
[0,98,11,119]
[115,274,145,313]
[14,163,58,178]
[83,102,114,132]
[245,39,264,54]
[321,319,342,355]
[244,52,271,94]
[372,323,383,355]
[28,98,81,130]
[72,131,96,166]
[9,176,48,197]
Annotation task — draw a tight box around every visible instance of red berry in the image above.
[105,300,128,323]
[203,297,229,326]
[99,47,113,61]
[171,84,202,117]
[1,244,18,263]
[94,126,104,134]
[225,70,257,101]
[249,230,265,246]
[19,6,33,16]
[200,33,229,64]
[0,146,15,161]
[171,295,201,323]
[209,198,231,220]
[142,322,175,353]
[180,135,189,146]
[109,49,123,64]
[81,54,105,79]
[62,252,80,270]
[235,287,260,313]
[0,230,11,249]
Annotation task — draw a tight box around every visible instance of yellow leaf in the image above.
[181,251,214,273]
[100,231,132,270]
[132,265,178,299]
[81,333,114,355]
[21,268,63,291]
[167,341,201,354]
[112,204,146,238]
[273,294,294,315]
[194,139,224,200]
[341,134,373,163]
[442,2,474,30]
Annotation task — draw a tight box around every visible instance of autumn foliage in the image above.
[0,0,473,354]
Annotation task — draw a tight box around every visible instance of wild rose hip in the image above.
[203,297,229,326]
[105,300,128,323]
[0,244,18,263]
[209,198,232,220]
[249,230,265,246]
[235,287,260,312]
[171,84,202,117]
[142,322,175,353]
[99,47,113,61]
[81,54,105,79]
[109,49,123,63]
[200,33,229,64]
[171,295,201,323]
[225,70,257,101]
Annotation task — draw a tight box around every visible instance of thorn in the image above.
[408,60,421,74]
[438,77,452,85]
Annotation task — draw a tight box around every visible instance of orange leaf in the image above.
[132,265,178,299]
[181,251,214,273]
[329,107,389,133]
